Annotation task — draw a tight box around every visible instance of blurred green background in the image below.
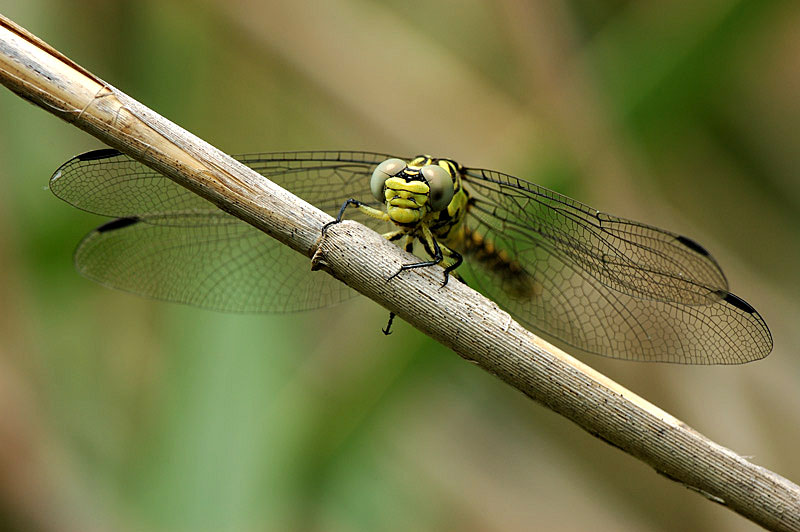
[1,1,798,531]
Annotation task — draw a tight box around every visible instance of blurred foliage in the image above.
[0,1,798,531]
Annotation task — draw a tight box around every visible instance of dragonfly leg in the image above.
[382,312,396,335]
[419,224,462,286]
[404,235,415,253]
[384,230,464,287]
[383,230,406,242]
[322,199,388,234]
[420,225,463,287]
[442,248,464,286]
[387,231,445,283]
[383,233,416,251]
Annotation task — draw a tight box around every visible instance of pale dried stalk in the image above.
[0,15,797,532]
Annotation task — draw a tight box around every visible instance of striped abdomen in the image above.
[448,226,537,299]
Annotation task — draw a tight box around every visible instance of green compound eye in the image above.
[371,158,406,201]
[421,164,454,211]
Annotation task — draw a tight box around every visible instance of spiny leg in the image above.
[322,198,389,235]
[387,232,443,282]
[322,198,360,234]
[384,230,406,243]
[382,312,396,335]
[419,224,463,286]
[427,224,465,286]
[442,248,464,285]
[380,239,459,333]
[382,238,465,303]
[433,243,464,287]
[404,235,415,253]
[380,235,416,334]
[386,224,466,286]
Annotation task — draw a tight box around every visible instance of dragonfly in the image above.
[49,149,773,364]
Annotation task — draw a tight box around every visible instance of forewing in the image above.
[460,167,772,363]
[50,150,397,312]
[50,149,395,225]
[463,167,729,303]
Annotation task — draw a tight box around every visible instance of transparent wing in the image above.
[460,167,772,364]
[50,149,397,312]
[51,150,772,362]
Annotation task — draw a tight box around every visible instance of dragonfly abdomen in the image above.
[452,226,536,299]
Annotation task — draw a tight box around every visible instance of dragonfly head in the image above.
[371,157,455,225]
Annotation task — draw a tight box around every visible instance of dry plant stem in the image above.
[0,15,798,532]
